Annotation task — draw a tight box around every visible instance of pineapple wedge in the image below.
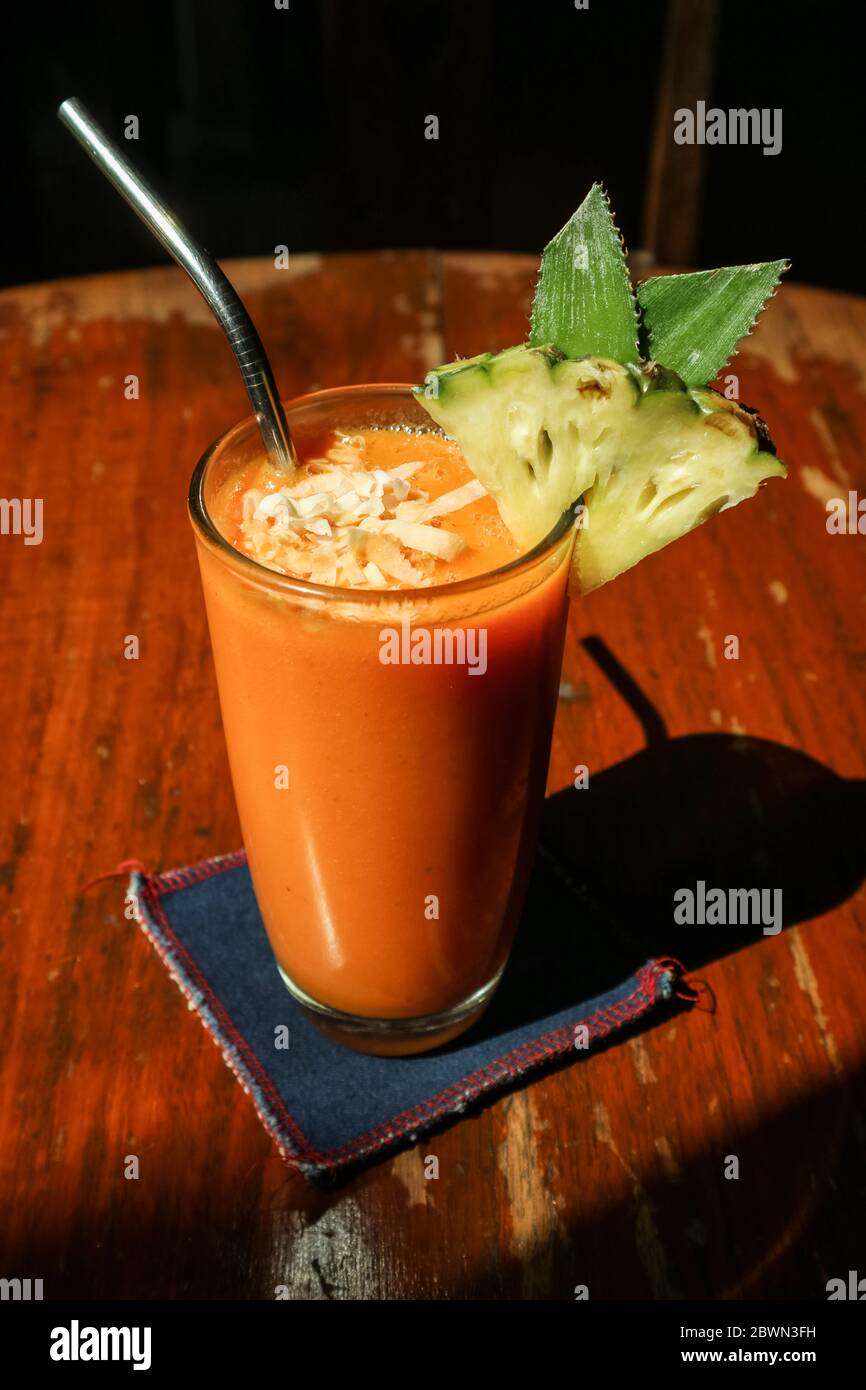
[415,346,785,593]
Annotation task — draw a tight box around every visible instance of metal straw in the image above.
[57,97,297,473]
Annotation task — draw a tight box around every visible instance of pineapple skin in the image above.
[415,347,785,594]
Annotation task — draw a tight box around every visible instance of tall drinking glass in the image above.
[189,385,574,1054]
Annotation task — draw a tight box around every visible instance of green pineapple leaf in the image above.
[529,183,639,363]
[637,260,789,386]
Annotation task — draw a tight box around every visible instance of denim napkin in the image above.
[129,848,681,1180]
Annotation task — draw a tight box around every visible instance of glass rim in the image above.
[188,382,577,604]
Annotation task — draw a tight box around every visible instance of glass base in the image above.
[276,964,504,1056]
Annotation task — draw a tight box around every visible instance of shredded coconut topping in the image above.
[239,432,486,588]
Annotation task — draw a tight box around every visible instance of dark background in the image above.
[2,0,862,291]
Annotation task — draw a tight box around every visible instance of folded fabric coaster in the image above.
[129,849,683,1180]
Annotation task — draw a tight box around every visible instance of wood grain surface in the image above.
[1,251,864,1300]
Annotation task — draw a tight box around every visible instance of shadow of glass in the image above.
[463,636,866,1043]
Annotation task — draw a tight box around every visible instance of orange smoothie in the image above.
[191,385,574,1052]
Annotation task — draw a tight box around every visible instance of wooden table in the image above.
[2,252,865,1300]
